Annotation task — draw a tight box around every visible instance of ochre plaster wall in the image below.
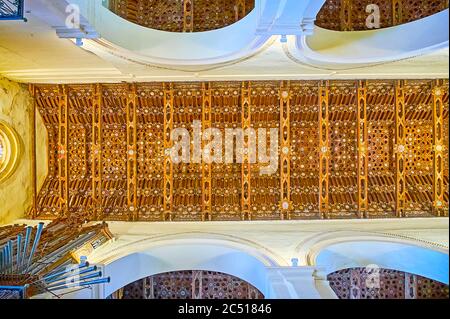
[0,76,47,224]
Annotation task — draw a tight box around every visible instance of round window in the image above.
[0,121,21,183]
[0,136,4,163]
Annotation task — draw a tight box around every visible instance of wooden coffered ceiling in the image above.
[108,0,449,32]
[29,79,449,222]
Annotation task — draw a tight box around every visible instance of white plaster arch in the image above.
[90,232,285,298]
[297,231,449,284]
[80,6,269,66]
[286,10,449,70]
[64,0,324,67]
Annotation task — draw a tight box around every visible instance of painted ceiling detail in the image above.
[114,270,264,299]
[30,80,448,222]
[316,0,448,31]
[105,0,449,33]
[328,267,449,299]
[107,0,255,32]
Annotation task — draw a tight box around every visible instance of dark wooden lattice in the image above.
[109,0,254,32]
[316,0,448,31]
[328,267,449,299]
[119,270,264,299]
[108,1,448,32]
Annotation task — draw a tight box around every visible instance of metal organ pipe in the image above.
[0,250,3,271]
[49,277,111,292]
[46,270,103,289]
[1,246,7,272]
[25,222,44,272]
[0,221,113,299]
[44,265,97,284]
[21,226,32,272]
[16,234,22,273]
[28,231,96,274]
[42,262,89,282]
[7,240,13,273]
[43,259,78,278]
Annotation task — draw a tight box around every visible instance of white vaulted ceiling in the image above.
[0,0,448,84]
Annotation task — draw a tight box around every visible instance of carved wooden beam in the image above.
[58,84,69,216]
[163,83,174,221]
[29,84,38,219]
[404,273,417,299]
[192,270,203,299]
[235,0,246,21]
[349,269,361,299]
[319,81,330,218]
[127,84,138,221]
[357,80,368,218]
[183,0,194,32]
[279,81,291,220]
[395,80,406,217]
[340,0,352,31]
[92,84,103,220]
[241,81,251,220]
[432,79,445,216]
[392,0,403,26]
[144,276,154,299]
[202,82,212,221]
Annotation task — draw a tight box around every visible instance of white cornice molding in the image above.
[49,0,325,66]
[286,10,449,70]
